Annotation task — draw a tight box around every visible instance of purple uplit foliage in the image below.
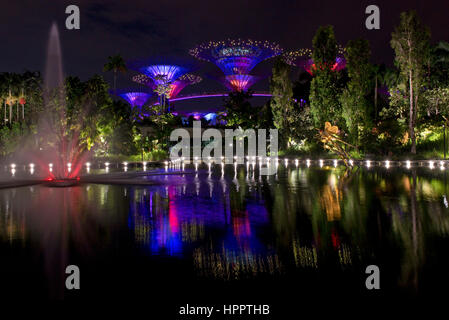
[223,74,260,92]
[377,85,391,97]
[117,91,152,107]
[179,112,223,126]
[293,98,307,107]
[190,39,283,75]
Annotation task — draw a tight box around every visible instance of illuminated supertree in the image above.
[129,63,189,84]
[128,59,196,111]
[133,73,202,99]
[190,39,283,75]
[116,90,152,107]
[132,74,156,89]
[222,74,261,92]
[284,46,346,75]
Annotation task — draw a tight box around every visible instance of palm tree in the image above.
[103,54,127,93]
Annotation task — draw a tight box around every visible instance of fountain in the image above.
[40,23,82,187]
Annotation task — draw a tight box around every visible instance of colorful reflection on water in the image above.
[1,164,449,298]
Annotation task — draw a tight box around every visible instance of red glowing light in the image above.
[331,229,340,248]
[168,186,179,234]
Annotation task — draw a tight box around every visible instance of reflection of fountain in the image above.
[39,23,84,185]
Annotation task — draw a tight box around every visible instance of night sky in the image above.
[2,0,449,112]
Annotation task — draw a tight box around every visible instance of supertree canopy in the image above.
[116,90,152,107]
[169,73,202,99]
[283,48,312,67]
[222,74,261,92]
[190,39,283,75]
[128,59,190,84]
[132,74,156,89]
[284,46,346,75]
[133,73,202,99]
[141,65,188,84]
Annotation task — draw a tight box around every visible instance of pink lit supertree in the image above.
[284,46,346,75]
[116,90,153,108]
[222,74,261,92]
[132,73,202,99]
[190,39,282,92]
[190,39,282,75]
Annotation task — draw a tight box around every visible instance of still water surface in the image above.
[1,164,449,303]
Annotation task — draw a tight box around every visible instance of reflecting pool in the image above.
[1,163,449,305]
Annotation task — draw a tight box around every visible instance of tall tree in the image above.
[390,10,431,154]
[223,90,255,129]
[429,41,449,89]
[424,42,449,117]
[340,39,372,146]
[103,54,127,93]
[372,64,387,120]
[309,26,342,128]
[153,74,171,112]
[270,58,296,148]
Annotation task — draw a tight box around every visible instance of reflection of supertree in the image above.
[128,187,184,256]
[133,73,202,99]
[222,74,261,92]
[116,90,152,107]
[284,46,346,75]
[190,39,282,75]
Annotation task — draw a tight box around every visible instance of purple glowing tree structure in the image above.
[128,61,189,84]
[133,73,202,99]
[169,74,202,99]
[222,74,261,92]
[190,39,283,76]
[116,90,152,108]
[284,46,346,75]
[128,60,195,112]
[132,74,156,90]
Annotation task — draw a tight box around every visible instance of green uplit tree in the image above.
[340,39,372,146]
[223,90,256,129]
[270,58,297,148]
[309,26,342,129]
[153,75,171,112]
[390,10,431,154]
